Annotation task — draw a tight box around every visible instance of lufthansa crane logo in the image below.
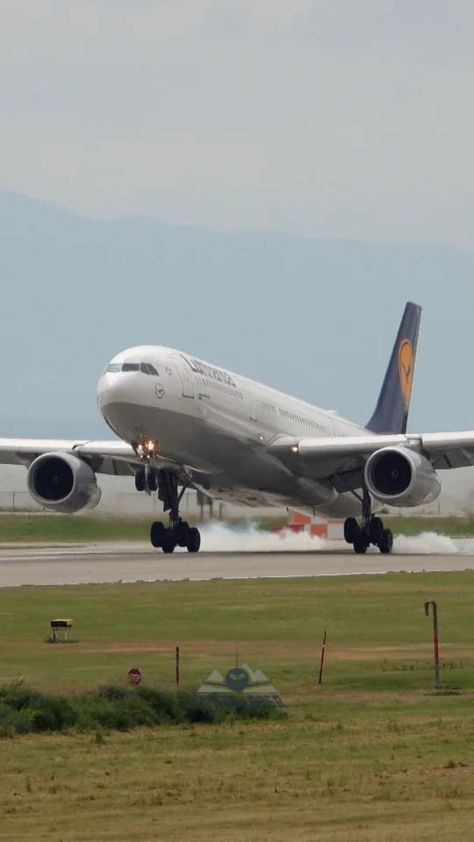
[398,339,414,405]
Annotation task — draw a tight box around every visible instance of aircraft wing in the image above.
[420,432,474,470]
[0,438,143,477]
[0,437,211,499]
[269,431,474,491]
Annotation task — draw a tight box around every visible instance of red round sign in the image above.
[127,667,142,686]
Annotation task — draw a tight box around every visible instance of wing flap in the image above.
[269,434,418,490]
[270,434,411,458]
[269,430,474,484]
[421,432,474,470]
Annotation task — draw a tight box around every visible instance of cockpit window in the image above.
[140,362,159,375]
[106,361,159,375]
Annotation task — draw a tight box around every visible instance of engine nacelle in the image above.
[27,452,102,514]
[364,446,441,508]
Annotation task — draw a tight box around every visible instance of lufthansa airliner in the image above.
[1,302,472,555]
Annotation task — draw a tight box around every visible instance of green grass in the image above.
[2,573,474,839]
[1,573,474,695]
[1,512,474,543]
[0,514,154,542]
[388,515,474,537]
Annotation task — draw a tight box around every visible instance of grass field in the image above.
[2,573,474,839]
[1,512,474,544]
[0,514,154,543]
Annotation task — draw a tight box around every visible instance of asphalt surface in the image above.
[0,540,473,587]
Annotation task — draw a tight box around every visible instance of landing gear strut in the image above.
[137,468,201,554]
[344,488,393,555]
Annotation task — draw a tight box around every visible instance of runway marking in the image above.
[0,541,473,587]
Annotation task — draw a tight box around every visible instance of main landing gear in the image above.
[344,489,393,555]
[150,519,201,554]
[135,467,201,554]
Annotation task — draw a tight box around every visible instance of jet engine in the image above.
[364,446,441,508]
[27,452,102,513]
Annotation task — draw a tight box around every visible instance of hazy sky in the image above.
[2,0,474,248]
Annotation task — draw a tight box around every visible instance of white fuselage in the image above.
[97,345,367,516]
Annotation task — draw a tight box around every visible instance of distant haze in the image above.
[2,2,474,506]
[0,192,474,441]
[1,2,474,249]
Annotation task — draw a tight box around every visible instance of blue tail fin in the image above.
[366,301,422,434]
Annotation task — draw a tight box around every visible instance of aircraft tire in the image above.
[353,530,369,554]
[369,516,384,543]
[150,521,166,548]
[135,470,146,492]
[344,517,359,544]
[378,529,393,555]
[187,527,201,553]
[175,520,190,547]
[161,529,177,553]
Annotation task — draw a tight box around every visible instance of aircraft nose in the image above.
[97,371,137,412]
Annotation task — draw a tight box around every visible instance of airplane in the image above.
[1,301,473,555]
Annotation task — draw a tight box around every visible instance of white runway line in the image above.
[0,530,473,587]
[0,528,471,558]
[1,548,474,588]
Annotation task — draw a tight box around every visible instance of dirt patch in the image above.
[54,639,474,662]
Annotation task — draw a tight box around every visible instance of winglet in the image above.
[366,302,422,434]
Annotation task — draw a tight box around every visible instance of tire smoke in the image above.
[198,523,329,553]
[194,523,463,555]
[393,532,459,555]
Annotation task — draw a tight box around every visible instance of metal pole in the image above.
[424,601,440,689]
[318,630,327,685]
[175,646,180,688]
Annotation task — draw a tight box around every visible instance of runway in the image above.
[0,539,474,587]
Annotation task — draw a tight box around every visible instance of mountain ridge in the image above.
[1,190,473,438]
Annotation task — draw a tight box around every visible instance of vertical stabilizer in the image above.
[366,302,422,434]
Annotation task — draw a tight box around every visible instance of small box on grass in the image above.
[48,618,74,643]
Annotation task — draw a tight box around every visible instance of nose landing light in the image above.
[135,438,159,458]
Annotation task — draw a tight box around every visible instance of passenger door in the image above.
[178,359,194,398]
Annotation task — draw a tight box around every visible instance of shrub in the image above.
[185,694,287,723]
[30,695,77,732]
[78,691,157,731]
[186,697,221,724]
[96,685,128,702]
[0,685,77,733]
[0,683,286,737]
[136,686,185,724]
[0,703,34,736]
[0,684,44,711]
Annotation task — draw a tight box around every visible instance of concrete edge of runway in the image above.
[0,540,474,587]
